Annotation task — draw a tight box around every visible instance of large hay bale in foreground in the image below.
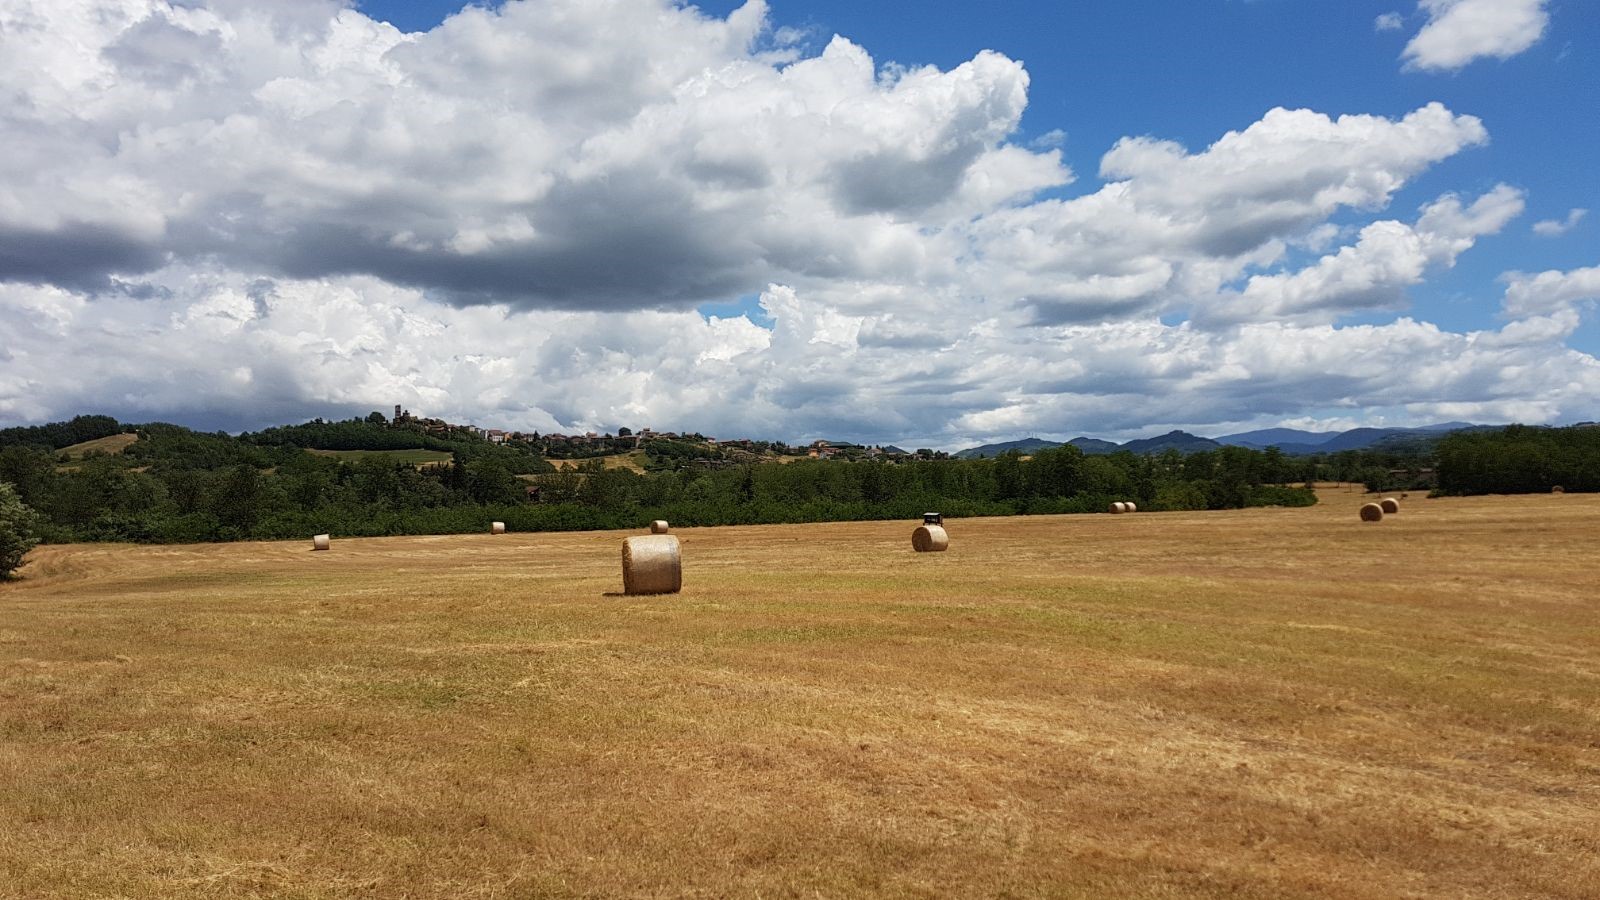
[312,533,331,551]
[1359,503,1384,522]
[491,521,506,535]
[622,535,681,595]
[1109,502,1126,514]
[650,520,670,534]
[912,524,949,552]
[1379,498,1399,514]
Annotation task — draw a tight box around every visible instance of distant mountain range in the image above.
[952,437,1062,458]
[954,423,1492,459]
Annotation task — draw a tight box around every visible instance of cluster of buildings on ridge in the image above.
[388,405,945,461]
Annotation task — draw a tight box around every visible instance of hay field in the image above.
[2,491,1597,898]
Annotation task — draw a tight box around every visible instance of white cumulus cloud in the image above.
[0,0,1596,445]
[1402,0,1549,72]
[1532,208,1588,237]
[1209,185,1524,325]
[1502,265,1600,319]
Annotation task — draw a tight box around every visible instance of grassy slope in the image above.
[549,450,650,472]
[57,433,139,458]
[1,490,1597,898]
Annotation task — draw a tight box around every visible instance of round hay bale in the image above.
[649,520,670,534]
[622,535,681,595]
[312,533,331,551]
[1379,498,1399,514]
[1359,503,1384,522]
[1109,502,1126,514]
[491,521,506,535]
[912,524,949,552]
[1552,485,1565,494]
[1125,501,1138,513]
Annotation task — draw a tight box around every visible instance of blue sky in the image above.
[2,0,1597,445]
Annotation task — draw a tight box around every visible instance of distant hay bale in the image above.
[650,520,670,534]
[912,524,949,552]
[1109,502,1126,514]
[312,533,331,551]
[1125,501,1138,513]
[1379,498,1399,514]
[1552,485,1565,494]
[491,521,506,535]
[1359,503,1384,522]
[622,535,681,595]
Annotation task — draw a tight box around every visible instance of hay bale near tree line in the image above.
[312,533,331,551]
[1359,503,1384,522]
[1125,501,1138,513]
[650,520,670,534]
[1109,502,1126,514]
[1380,498,1400,514]
[912,524,949,552]
[491,521,506,534]
[622,535,681,595]
[1552,485,1565,494]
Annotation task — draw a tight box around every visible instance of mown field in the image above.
[1,489,1596,898]
[57,433,140,458]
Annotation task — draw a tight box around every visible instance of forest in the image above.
[1433,424,1600,495]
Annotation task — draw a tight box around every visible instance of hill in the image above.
[1215,427,1340,449]
[954,437,1062,459]
[1119,430,1222,455]
[1066,436,1120,454]
[1216,422,1489,454]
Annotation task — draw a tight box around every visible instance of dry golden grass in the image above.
[549,451,651,473]
[57,432,139,458]
[2,490,1598,898]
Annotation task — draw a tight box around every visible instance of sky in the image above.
[1,0,1597,448]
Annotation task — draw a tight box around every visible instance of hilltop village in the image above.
[386,405,939,465]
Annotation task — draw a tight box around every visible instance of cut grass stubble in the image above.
[1,489,1598,898]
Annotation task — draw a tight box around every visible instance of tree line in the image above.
[1,415,1327,553]
[5,413,1595,576]
[1433,425,1600,495]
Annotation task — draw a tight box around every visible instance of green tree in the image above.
[210,465,262,535]
[0,445,54,504]
[992,452,1023,500]
[0,481,42,579]
[466,457,521,504]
